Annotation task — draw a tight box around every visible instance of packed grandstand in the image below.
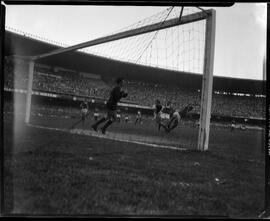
[4,56,266,120]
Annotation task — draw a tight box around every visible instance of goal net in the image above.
[5,6,215,151]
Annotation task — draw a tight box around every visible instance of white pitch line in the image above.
[28,124,187,151]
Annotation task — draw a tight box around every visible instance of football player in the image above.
[165,104,194,132]
[80,99,89,126]
[153,99,163,130]
[93,108,100,121]
[135,110,142,125]
[91,78,128,134]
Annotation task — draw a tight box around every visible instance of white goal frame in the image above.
[14,8,216,151]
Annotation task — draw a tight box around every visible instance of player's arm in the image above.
[120,90,128,98]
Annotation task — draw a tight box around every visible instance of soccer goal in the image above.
[9,6,215,151]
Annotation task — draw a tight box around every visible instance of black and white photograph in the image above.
[1,1,268,218]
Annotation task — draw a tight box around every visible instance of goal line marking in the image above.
[28,123,187,151]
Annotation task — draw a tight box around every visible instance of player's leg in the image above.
[70,111,87,129]
[125,116,129,123]
[101,110,116,134]
[167,113,180,132]
[157,114,173,132]
[81,109,87,126]
[156,113,162,130]
[159,122,169,131]
[94,114,98,121]
[158,123,161,130]
[167,120,178,132]
[167,116,175,129]
[82,113,85,126]
[91,112,108,131]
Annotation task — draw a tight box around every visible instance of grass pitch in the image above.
[3,113,265,217]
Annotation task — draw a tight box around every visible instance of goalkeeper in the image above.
[91,78,128,134]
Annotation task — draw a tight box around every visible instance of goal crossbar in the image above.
[30,9,212,61]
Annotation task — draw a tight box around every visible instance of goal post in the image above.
[25,59,35,124]
[10,56,35,124]
[198,9,216,151]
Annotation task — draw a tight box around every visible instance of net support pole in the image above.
[25,60,35,124]
[197,10,216,151]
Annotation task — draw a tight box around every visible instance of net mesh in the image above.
[81,7,206,74]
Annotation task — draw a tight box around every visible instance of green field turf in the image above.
[3,112,265,218]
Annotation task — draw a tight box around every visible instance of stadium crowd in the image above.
[4,59,265,118]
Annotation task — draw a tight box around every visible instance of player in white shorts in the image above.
[116,109,121,122]
[125,114,129,123]
[135,110,142,125]
[165,104,193,132]
[93,108,100,121]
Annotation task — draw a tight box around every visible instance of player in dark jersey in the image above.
[91,78,128,134]
[165,104,193,132]
[154,100,163,115]
[153,99,163,130]
[80,99,89,126]
[162,101,173,115]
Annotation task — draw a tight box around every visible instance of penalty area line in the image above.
[27,123,187,152]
